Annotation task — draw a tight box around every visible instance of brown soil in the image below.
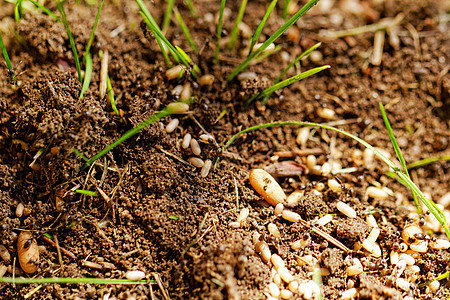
[0,0,449,299]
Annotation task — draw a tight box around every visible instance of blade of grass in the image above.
[247,0,278,57]
[282,0,291,20]
[227,0,248,50]
[246,65,329,105]
[223,121,450,239]
[14,0,25,22]
[72,148,89,161]
[0,31,18,85]
[275,42,321,83]
[228,0,320,80]
[0,277,156,285]
[215,0,226,64]
[175,46,200,77]
[82,102,190,169]
[106,73,122,120]
[162,0,175,33]
[56,0,82,83]
[250,44,282,65]
[28,0,60,22]
[380,103,420,213]
[174,7,198,51]
[407,155,450,169]
[84,0,104,55]
[138,11,190,69]
[79,52,92,98]
[75,189,97,196]
[184,0,197,17]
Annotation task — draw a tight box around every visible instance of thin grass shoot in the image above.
[275,42,321,83]
[56,0,82,83]
[174,7,198,51]
[246,65,330,105]
[407,155,450,169]
[79,52,92,98]
[215,0,226,64]
[14,0,25,22]
[247,0,278,57]
[223,120,450,239]
[28,0,60,22]
[227,0,248,50]
[380,103,420,213]
[106,73,122,120]
[72,148,89,162]
[162,0,175,33]
[0,276,156,285]
[184,0,197,17]
[228,0,320,80]
[0,31,18,85]
[84,0,104,55]
[75,189,97,196]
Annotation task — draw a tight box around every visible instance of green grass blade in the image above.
[380,103,420,213]
[0,32,13,70]
[215,0,227,64]
[247,65,329,105]
[28,0,60,22]
[106,73,122,120]
[174,7,198,51]
[223,121,450,239]
[72,148,89,161]
[282,0,291,20]
[275,42,321,83]
[75,189,97,196]
[85,0,104,55]
[228,0,320,80]
[82,102,188,169]
[162,0,175,33]
[227,0,248,50]
[407,155,450,169]
[184,0,197,17]
[175,46,200,77]
[14,0,25,22]
[247,0,278,57]
[0,277,156,285]
[56,0,82,83]
[79,52,92,98]
[138,10,190,69]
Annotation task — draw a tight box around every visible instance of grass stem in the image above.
[174,7,198,51]
[215,0,226,64]
[227,0,248,50]
[0,277,156,285]
[247,0,278,57]
[162,0,175,34]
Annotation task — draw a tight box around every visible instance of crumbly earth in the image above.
[0,0,449,299]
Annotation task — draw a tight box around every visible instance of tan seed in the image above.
[317,107,335,119]
[182,133,192,149]
[288,280,299,292]
[396,277,410,291]
[249,169,286,206]
[430,239,450,250]
[336,201,357,218]
[366,215,378,228]
[0,264,6,278]
[180,82,192,101]
[165,118,179,133]
[125,270,146,281]
[286,190,303,205]
[341,288,357,300]
[198,74,215,86]
[188,157,204,168]
[171,84,183,96]
[408,265,420,273]
[291,238,310,250]
[282,210,301,223]
[429,280,440,292]
[362,239,374,253]
[273,273,282,287]
[190,138,201,156]
[399,253,415,266]
[270,254,285,270]
[316,214,333,226]
[321,162,332,176]
[352,149,363,166]
[296,127,310,148]
[328,179,342,193]
[228,221,241,229]
[306,155,317,170]
[309,50,323,63]
[277,267,294,283]
[409,240,427,253]
[346,265,363,276]
[402,224,422,245]
[16,203,24,217]
[17,231,39,274]
[165,65,184,80]
[268,223,281,238]
[366,227,381,244]
[200,159,212,178]
[280,289,293,299]
[372,243,382,257]
[390,251,399,265]
[237,71,257,81]
[256,241,271,263]
[167,102,189,113]
[367,186,388,200]
[237,208,249,225]
[268,282,280,297]
[0,245,10,262]
[274,203,284,216]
